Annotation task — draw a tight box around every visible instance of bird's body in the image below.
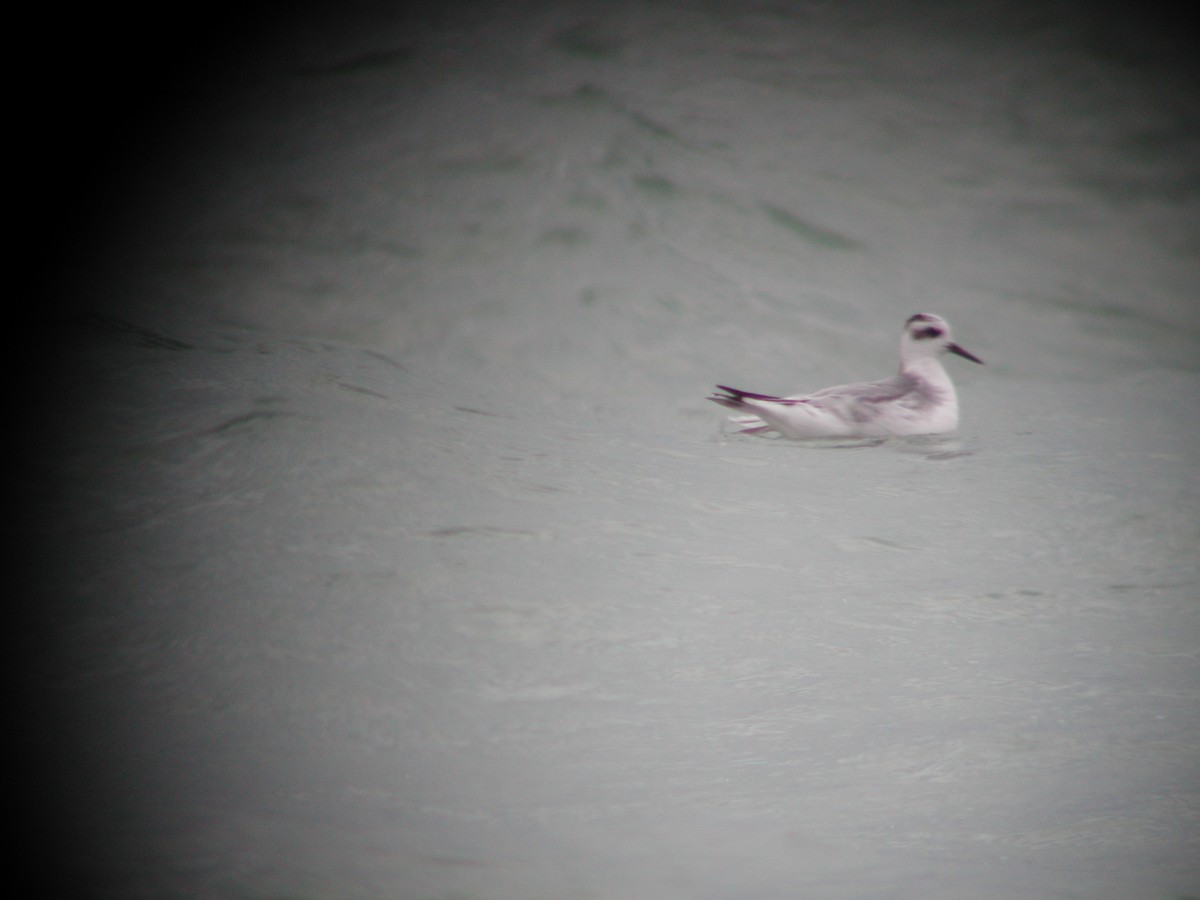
[710,314,982,439]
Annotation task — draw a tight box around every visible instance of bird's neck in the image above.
[901,357,955,394]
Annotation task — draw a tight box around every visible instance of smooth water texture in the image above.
[30,2,1200,897]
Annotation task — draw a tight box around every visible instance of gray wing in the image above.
[801,373,918,405]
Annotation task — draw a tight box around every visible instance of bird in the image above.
[709,313,983,439]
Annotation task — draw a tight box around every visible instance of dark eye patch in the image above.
[913,326,943,340]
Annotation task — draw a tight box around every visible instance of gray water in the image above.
[29,2,1200,897]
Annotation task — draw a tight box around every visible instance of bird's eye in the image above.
[914,327,943,340]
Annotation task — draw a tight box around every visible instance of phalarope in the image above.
[710,313,983,439]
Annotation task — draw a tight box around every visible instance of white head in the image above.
[901,313,983,365]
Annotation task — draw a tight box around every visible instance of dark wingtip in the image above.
[711,385,755,409]
[710,385,802,412]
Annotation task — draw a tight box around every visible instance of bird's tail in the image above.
[708,386,781,435]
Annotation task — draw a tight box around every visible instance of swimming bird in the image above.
[709,313,983,439]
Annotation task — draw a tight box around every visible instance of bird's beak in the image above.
[948,342,984,364]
